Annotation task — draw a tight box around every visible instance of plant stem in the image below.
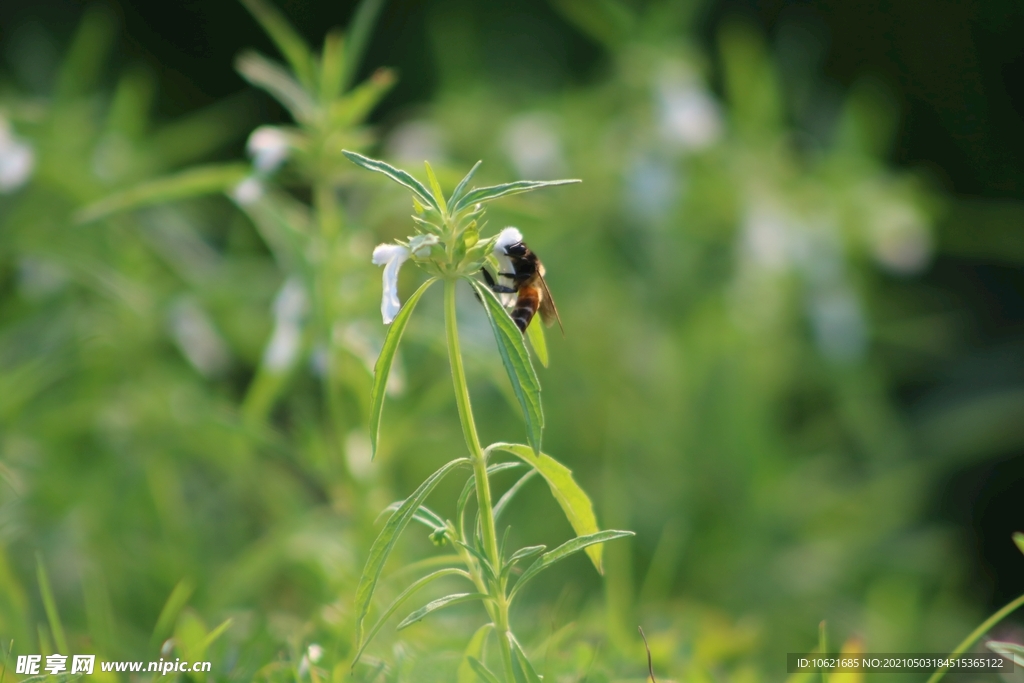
[443,278,517,683]
[924,591,1024,683]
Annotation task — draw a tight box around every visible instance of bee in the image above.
[482,231,564,335]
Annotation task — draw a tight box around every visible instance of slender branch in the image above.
[443,277,516,683]
[924,591,1024,683]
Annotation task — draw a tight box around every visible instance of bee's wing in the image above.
[537,274,564,335]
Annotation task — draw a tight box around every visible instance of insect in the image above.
[482,233,564,335]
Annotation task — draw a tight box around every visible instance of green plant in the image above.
[343,150,633,682]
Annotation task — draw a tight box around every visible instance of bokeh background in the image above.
[2,0,1023,681]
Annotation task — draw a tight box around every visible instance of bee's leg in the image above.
[488,284,518,294]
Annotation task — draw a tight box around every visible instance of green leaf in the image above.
[490,442,610,572]
[424,161,448,215]
[453,540,496,583]
[493,469,538,521]
[501,544,546,581]
[549,0,635,49]
[508,634,543,683]
[457,462,523,538]
[467,657,502,683]
[76,163,250,223]
[353,567,471,666]
[458,624,494,683]
[354,457,471,647]
[511,530,634,599]
[450,161,483,208]
[469,280,544,454]
[342,0,388,92]
[239,0,317,89]
[525,316,549,368]
[342,150,440,211]
[452,178,581,213]
[369,278,436,458]
[330,68,396,127]
[396,592,489,630]
[36,555,68,654]
[319,29,346,103]
[1014,532,1024,557]
[152,578,195,646]
[236,50,317,122]
[55,6,117,101]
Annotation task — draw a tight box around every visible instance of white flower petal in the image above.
[494,227,523,253]
[408,233,439,257]
[372,244,411,324]
[247,125,290,174]
[231,176,264,205]
[0,136,35,193]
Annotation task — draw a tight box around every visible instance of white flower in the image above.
[372,244,411,324]
[501,113,566,179]
[494,227,523,252]
[263,278,307,371]
[247,126,290,174]
[0,118,35,193]
[655,66,722,151]
[231,176,264,205]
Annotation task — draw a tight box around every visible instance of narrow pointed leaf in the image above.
[354,457,470,647]
[342,0,388,92]
[450,160,483,208]
[511,530,634,599]
[501,544,545,581]
[458,625,494,683]
[331,68,396,126]
[239,0,317,89]
[458,462,523,537]
[469,280,543,454]
[396,592,489,630]
[467,657,502,683]
[319,29,346,103]
[490,442,609,571]
[353,567,471,666]
[508,634,543,683]
[370,278,436,457]
[342,150,439,211]
[236,50,316,122]
[76,163,250,223]
[493,469,538,521]
[424,161,448,214]
[452,178,581,213]
[526,316,549,367]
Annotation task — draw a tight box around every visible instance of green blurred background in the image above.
[1,0,1023,681]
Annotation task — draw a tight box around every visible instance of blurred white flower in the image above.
[655,66,722,151]
[231,176,264,205]
[624,155,678,223]
[0,117,35,193]
[247,125,290,174]
[263,278,307,371]
[385,120,445,164]
[372,244,411,324]
[168,298,231,377]
[344,429,376,481]
[869,202,932,275]
[306,644,323,664]
[808,284,866,362]
[501,113,566,179]
[741,203,793,271]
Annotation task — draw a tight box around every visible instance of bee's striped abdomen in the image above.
[511,286,542,333]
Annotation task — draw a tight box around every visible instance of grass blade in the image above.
[342,150,439,211]
[396,592,489,630]
[490,442,607,571]
[469,280,543,454]
[319,29,345,103]
[239,0,317,89]
[354,457,471,648]
[353,567,471,666]
[76,163,250,223]
[370,278,436,458]
[510,530,634,599]
[35,555,68,654]
[452,179,580,213]
[151,578,195,646]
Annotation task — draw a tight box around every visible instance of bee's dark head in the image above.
[505,242,528,257]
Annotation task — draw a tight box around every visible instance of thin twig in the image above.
[638,626,657,683]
